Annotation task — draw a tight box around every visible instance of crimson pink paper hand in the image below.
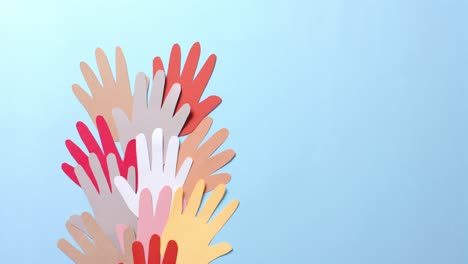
[152,42,221,136]
[62,115,137,191]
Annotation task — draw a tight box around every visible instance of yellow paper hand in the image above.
[161,180,239,263]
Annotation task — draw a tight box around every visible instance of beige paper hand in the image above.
[113,70,190,156]
[58,212,135,264]
[72,47,133,141]
[178,117,235,198]
[161,180,239,263]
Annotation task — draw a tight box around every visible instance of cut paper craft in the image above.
[114,128,193,216]
[137,187,172,260]
[112,71,190,157]
[178,117,235,198]
[58,212,135,264]
[62,115,137,191]
[58,45,239,263]
[72,47,133,141]
[161,180,239,263]
[115,187,171,257]
[152,42,221,136]
[129,234,178,264]
[70,153,137,247]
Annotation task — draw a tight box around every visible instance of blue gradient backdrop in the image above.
[1,0,468,263]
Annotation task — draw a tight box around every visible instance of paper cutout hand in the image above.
[137,187,172,259]
[115,128,192,216]
[70,153,137,246]
[113,71,190,155]
[152,42,221,136]
[131,234,178,264]
[58,212,135,264]
[62,115,137,191]
[161,180,239,263]
[72,47,133,141]
[179,117,235,198]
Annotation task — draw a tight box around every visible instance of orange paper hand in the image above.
[161,180,239,263]
[178,117,235,198]
[72,47,133,141]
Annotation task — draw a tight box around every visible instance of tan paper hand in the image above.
[161,180,239,263]
[178,117,235,198]
[72,47,133,141]
[58,212,135,264]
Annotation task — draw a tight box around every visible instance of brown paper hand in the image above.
[57,212,135,264]
[72,47,133,141]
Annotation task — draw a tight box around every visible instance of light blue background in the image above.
[0,0,467,263]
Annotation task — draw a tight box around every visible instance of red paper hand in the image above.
[132,234,178,264]
[152,42,222,136]
[62,115,137,192]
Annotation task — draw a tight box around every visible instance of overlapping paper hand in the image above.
[58,43,239,263]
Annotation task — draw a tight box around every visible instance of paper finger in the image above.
[57,238,84,262]
[112,107,132,151]
[154,186,172,234]
[69,214,87,235]
[172,103,190,136]
[61,162,79,186]
[208,199,239,237]
[166,44,181,88]
[107,153,120,193]
[150,128,164,176]
[207,242,232,262]
[152,56,165,77]
[133,72,149,119]
[147,234,161,264]
[136,133,151,182]
[81,212,112,245]
[115,176,138,215]
[205,173,232,192]
[184,180,205,217]
[204,149,235,175]
[123,225,136,255]
[198,128,229,160]
[66,221,93,253]
[165,136,180,181]
[179,117,212,159]
[80,61,102,97]
[132,240,146,264]
[75,164,99,202]
[181,42,201,81]
[115,46,131,93]
[197,184,226,223]
[126,166,137,192]
[89,153,111,195]
[161,83,181,118]
[174,157,192,188]
[148,70,165,114]
[180,95,221,136]
[193,53,216,95]
[72,84,92,109]
[162,240,178,264]
[96,48,116,89]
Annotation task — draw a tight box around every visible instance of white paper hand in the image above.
[114,128,193,216]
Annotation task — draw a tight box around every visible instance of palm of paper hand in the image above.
[163,214,213,262]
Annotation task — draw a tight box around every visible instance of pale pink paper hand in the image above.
[137,187,172,256]
[116,187,172,259]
